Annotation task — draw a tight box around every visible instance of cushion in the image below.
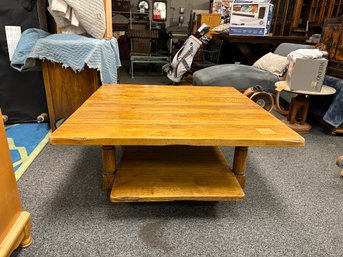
[253,52,289,77]
[192,64,280,92]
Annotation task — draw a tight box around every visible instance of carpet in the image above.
[5,123,50,181]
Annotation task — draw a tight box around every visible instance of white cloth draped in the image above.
[48,0,106,39]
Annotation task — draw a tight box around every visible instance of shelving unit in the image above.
[112,10,149,30]
[270,0,342,36]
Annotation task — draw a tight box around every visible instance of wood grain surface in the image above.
[42,61,101,131]
[0,111,32,256]
[110,146,245,202]
[50,84,305,147]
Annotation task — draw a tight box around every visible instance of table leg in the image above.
[102,146,116,195]
[233,146,248,188]
[131,59,134,79]
[236,44,256,65]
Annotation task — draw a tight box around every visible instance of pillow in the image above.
[252,52,289,77]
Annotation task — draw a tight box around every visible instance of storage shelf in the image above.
[110,146,245,202]
[113,11,149,15]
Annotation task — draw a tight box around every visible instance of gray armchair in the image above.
[192,43,312,93]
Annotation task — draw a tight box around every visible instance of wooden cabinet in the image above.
[197,13,221,38]
[41,61,101,131]
[271,0,342,36]
[0,110,32,257]
[306,0,342,25]
[41,0,113,132]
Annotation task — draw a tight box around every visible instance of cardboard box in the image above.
[229,1,273,36]
[286,58,328,92]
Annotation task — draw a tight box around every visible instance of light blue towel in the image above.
[11,28,121,84]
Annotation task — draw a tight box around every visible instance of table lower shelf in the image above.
[110,146,245,202]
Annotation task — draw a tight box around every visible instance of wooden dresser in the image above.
[0,110,32,256]
[196,13,221,39]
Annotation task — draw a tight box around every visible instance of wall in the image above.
[130,0,210,26]
[167,0,209,25]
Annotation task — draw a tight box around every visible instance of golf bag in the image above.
[163,24,210,83]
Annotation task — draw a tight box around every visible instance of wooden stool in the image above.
[275,81,336,133]
[285,95,311,133]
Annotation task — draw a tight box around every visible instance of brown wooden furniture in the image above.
[41,63,101,131]
[320,17,343,79]
[286,95,312,133]
[271,0,342,36]
[50,84,304,203]
[337,156,343,176]
[42,0,113,132]
[197,13,221,39]
[275,81,337,133]
[212,33,310,64]
[0,110,32,257]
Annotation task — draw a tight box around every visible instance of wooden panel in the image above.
[197,14,221,38]
[0,110,32,256]
[212,34,308,44]
[291,0,304,27]
[110,146,245,202]
[280,0,290,35]
[0,112,22,243]
[50,84,305,147]
[103,0,112,39]
[42,61,101,131]
[271,0,280,35]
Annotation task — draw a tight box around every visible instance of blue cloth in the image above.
[11,28,121,84]
[322,76,343,128]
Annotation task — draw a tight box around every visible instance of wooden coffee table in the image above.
[50,84,304,202]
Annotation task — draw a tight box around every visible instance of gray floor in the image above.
[120,62,172,85]
[12,71,343,257]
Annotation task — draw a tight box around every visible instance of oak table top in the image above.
[50,84,304,147]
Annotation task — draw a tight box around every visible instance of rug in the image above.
[5,123,51,181]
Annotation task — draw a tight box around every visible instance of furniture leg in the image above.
[41,61,57,131]
[131,59,134,79]
[102,146,116,195]
[287,100,294,121]
[299,98,310,125]
[236,44,256,65]
[288,97,298,124]
[233,146,248,188]
[282,95,312,133]
[20,219,32,248]
[2,114,8,123]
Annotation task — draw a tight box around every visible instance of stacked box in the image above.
[229,0,273,36]
[286,58,328,92]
